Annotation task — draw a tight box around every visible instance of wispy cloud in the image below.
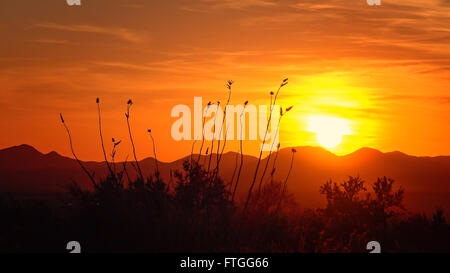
[35,39,71,45]
[35,23,143,43]
[181,0,276,11]
[373,94,450,105]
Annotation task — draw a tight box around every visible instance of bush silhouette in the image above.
[1,171,449,252]
[317,176,405,252]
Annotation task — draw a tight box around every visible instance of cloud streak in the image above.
[180,0,276,11]
[35,23,143,43]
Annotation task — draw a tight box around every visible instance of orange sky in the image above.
[0,0,449,162]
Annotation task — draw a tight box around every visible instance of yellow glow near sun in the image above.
[307,115,352,148]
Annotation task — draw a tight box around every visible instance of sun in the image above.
[307,115,352,148]
[316,131,343,148]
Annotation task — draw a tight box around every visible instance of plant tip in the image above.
[226,80,234,89]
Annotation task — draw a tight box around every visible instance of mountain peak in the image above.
[344,147,383,161]
[385,150,408,157]
[281,145,333,154]
[45,151,63,158]
[350,147,382,155]
[0,144,41,155]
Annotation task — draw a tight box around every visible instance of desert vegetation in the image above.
[0,80,449,253]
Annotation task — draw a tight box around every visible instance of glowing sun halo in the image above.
[307,115,352,148]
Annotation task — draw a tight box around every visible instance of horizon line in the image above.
[2,143,450,164]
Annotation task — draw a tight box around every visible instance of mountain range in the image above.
[1,144,449,213]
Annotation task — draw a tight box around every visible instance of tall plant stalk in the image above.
[229,148,239,193]
[96,98,115,180]
[214,124,230,179]
[231,101,248,202]
[197,101,212,164]
[256,107,281,196]
[243,79,288,211]
[60,113,97,189]
[191,102,210,168]
[111,137,121,178]
[257,105,292,194]
[269,143,281,184]
[147,129,160,178]
[207,102,220,174]
[125,99,144,181]
[215,80,233,173]
[275,148,296,213]
[122,155,131,186]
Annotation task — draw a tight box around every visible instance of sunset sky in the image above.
[0,0,449,162]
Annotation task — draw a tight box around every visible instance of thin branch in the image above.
[269,143,281,184]
[147,129,160,178]
[232,101,248,202]
[122,155,131,186]
[275,148,296,213]
[207,102,220,174]
[60,113,97,189]
[197,102,211,163]
[257,113,282,194]
[96,98,115,180]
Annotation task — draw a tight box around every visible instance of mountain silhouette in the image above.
[0,144,449,213]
